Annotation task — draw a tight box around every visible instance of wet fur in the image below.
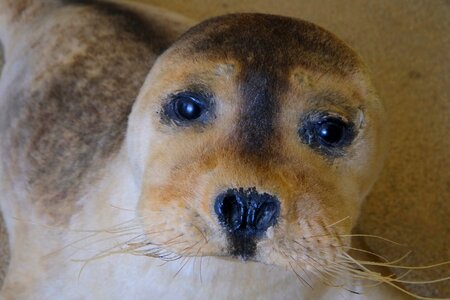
[0,0,418,299]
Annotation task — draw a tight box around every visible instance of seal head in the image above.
[126,13,387,269]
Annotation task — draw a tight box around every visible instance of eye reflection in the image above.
[162,91,213,126]
[299,112,356,156]
[174,96,204,120]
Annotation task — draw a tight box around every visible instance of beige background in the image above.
[1,0,449,297]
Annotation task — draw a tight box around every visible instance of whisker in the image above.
[65,231,143,253]
[288,261,313,289]
[108,203,138,212]
[346,259,450,270]
[180,239,203,255]
[289,241,348,288]
[173,255,193,279]
[77,259,90,282]
[70,218,144,233]
[44,232,99,258]
[325,216,350,229]
[302,233,404,246]
[74,233,148,262]
[199,254,203,284]
[279,248,313,287]
[336,234,405,246]
[162,233,185,245]
[193,245,203,283]
[341,252,450,300]
[293,240,334,264]
[339,245,390,262]
[390,277,450,285]
[192,223,208,243]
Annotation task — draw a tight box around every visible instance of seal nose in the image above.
[214,188,280,237]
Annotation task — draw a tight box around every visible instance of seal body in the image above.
[0,0,407,299]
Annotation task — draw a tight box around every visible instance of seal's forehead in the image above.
[172,13,361,76]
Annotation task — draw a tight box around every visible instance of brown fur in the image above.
[177,14,360,74]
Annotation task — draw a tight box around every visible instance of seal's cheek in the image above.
[135,148,229,257]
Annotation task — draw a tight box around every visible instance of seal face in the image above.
[127,13,387,269]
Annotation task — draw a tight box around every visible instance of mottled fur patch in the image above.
[1,2,179,224]
[62,0,173,53]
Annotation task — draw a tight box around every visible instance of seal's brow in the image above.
[306,91,358,113]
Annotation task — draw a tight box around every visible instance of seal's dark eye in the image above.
[163,92,212,126]
[316,118,347,147]
[174,96,204,120]
[299,113,355,156]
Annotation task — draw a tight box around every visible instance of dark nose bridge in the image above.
[214,188,280,238]
[235,68,279,157]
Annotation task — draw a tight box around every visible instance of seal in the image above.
[0,0,412,299]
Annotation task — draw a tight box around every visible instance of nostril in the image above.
[254,201,279,231]
[215,192,245,231]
